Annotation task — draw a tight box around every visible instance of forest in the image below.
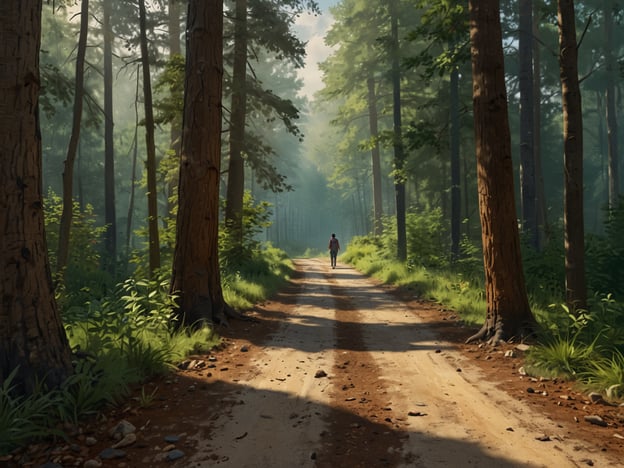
[1,0,624,458]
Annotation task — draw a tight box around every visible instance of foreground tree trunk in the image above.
[58,0,89,274]
[139,0,161,275]
[467,0,535,344]
[170,0,230,325]
[0,0,73,393]
[558,0,586,310]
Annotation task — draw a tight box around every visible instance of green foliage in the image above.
[44,190,113,309]
[521,229,565,302]
[223,244,294,310]
[220,191,273,271]
[578,350,624,401]
[586,197,624,299]
[0,369,64,455]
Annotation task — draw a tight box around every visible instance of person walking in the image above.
[328,233,340,269]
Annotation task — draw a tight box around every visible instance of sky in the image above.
[294,1,338,100]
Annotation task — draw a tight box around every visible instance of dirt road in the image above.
[181,258,618,467]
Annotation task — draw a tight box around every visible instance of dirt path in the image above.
[181,258,619,467]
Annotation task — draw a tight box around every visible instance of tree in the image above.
[389,0,406,261]
[139,0,161,275]
[518,0,537,249]
[603,0,619,208]
[366,74,383,236]
[466,0,535,344]
[103,0,117,274]
[0,0,73,393]
[57,0,89,274]
[558,0,586,309]
[224,0,249,245]
[170,0,230,325]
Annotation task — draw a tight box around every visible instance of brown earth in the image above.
[5,258,624,467]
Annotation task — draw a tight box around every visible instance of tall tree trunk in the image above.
[139,0,161,275]
[390,0,406,261]
[367,75,383,236]
[533,9,548,251]
[604,0,619,208]
[171,0,230,325]
[103,0,117,274]
[57,0,89,274]
[519,0,537,249]
[449,64,461,262]
[467,0,535,344]
[0,0,73,393]
[126,65,141,261]
[167,0,182,217]
[224,0,248,247]
[558,0,586,310]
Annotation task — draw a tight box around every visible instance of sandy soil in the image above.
[8,258,624,467]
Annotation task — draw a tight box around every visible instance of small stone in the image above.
[166,449,185,461]
[85,437,97,447]
[109,420,136,440]
[527,387,535,393]
[83,459,102,468]
[99,448,126,460]
[506,427,514,431]
[314,370,327,378]
[240,345,249,352]
[310,452,317,460]
[588,392,604,404]
[408,411,426,417]
[584,415,608,427]
[535,434,551,442]
[112,433,136,449]
[580,458,594,466]
[504,350,515,358]
[515,343,530,352]
[164,435,180,443]
[518,366,527,376]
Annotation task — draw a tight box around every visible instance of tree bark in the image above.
[518,0,537,249]
[139,0,161,275]
[367,75,383,237]
[558,0,586,310]
[224,0,248,247]
[57,0,89,274]
[103,0,117,274]
[604,0,619,208]
[467,0,535,344]
[390,0,406,261]
[0,0,73,393]
[533,10,548,251]
[449,65,461,262]
[171,0,230,325]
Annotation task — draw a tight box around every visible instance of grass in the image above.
[341,235,624,403]
[1,244,293,456]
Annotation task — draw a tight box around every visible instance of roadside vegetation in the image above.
[0,193,293,456]
[341,204,624,403]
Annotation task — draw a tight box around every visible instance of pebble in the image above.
[584,415,608,427]
[314,370,327,378]
[83,459,102,468]
[166,449,185,461]
[164,435,180,443]
[99,448,126,460]
[112,433,137,449]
